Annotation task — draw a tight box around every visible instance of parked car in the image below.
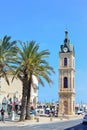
[82,114,87,124]
[45,108,50,114]
[76,110,84,115]
[36,108,45,115]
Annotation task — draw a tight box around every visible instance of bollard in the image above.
[60,117,63,120]
[50,117,53,121]
[31,114,34,120]
[36,117,39,122]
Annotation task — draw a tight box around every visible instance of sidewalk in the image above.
[0,114,83,126]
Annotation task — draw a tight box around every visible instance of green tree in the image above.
[0,35,17,84]
[15,41,55,121]
[25,48,55,120]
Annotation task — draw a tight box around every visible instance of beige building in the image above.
[58,31,75,116]
[0,75,38,110]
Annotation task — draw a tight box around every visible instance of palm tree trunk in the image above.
[25,86,31,120]
[20,94,26,121]
[20,75,28,121]
[25,74,32,120]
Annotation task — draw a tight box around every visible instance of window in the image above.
[64,77,68,88]
[64,57,67,66]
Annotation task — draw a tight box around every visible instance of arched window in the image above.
[64,57,67,66]
[64,77,68,88]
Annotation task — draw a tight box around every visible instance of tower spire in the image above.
[64,29,68,44]
[65,29,68,39]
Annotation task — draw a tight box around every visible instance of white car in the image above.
[82,114,87,124]
[77,110,83,115]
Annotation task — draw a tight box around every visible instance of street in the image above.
[0,119,87,130]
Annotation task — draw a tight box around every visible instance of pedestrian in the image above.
[0,107,5,122]
[8,110,12,118]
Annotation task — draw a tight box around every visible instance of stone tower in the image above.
[58,31,75,116]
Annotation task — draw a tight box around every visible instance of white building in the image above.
[30,75,38,108]
[0,75,38,110]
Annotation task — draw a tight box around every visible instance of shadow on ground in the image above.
[64,122,87,130]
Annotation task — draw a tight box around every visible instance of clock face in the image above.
[63,47,68,52]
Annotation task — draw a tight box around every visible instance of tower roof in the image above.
[64,30,69,46]
[60,30,75,54]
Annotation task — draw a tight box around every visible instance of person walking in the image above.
[1,107,5,122]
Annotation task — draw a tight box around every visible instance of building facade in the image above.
[58,31,75,116]
[0,75,38,110]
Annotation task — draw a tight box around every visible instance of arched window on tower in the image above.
[64,57,67,66]
[64,77,68,88]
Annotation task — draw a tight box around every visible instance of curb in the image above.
[0,116,82,127]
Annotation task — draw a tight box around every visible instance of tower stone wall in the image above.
[58,31,75,116]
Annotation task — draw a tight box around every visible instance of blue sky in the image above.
[0,0,87,104]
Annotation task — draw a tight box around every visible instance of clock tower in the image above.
[58,31,75,116]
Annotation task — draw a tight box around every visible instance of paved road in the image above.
[0,119,87,130]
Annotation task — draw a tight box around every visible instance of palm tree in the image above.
[0,35,17,84]
[14,41,55,121]
[25,49,55,120]
[13,41,38,121]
